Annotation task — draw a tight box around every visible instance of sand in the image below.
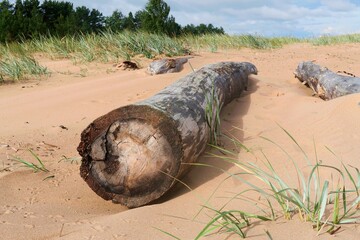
[1,43,360,239]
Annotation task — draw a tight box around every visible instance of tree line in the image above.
[0,0,225,42]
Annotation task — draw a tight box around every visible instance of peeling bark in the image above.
[295,61,360,100]
[78,62,257,208]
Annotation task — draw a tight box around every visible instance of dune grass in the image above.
[182,33,360,51]
[0,31,189,82]
[160,128,360,239]
[310,33,360,45]
[181,34,302,51]
[24,31,190,62]
[0,56,49,82]
[192,128,360,238]
[0,45,49,82]
[1,31,360,82]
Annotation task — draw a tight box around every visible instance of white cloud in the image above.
[320,0,357,11]
[170,1,360,37]
[71,0,147,15]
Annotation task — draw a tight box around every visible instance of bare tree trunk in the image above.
[295,61,360,100]
[78,62,257,208]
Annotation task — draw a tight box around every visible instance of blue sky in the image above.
[75,0,360,37]
[13,0,360,37]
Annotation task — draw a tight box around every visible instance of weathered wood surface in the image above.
[78,62,257,208]
[147,57,189,75]
[295,61,360,100]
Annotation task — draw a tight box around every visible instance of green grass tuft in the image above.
[190,128,360,238]
[310,34,360,45]
[0,54,49,82]
[11,149,49,173]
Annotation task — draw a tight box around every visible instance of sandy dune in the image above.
[1,43,360,239]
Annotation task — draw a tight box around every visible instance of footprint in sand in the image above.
[25,196,39,205]
[1,205,25,215]
[262,103,275,110]
[91,224,109,232]
[48,214,65,223]
[83,236,96,240]
[0,220,11,225]
[0,220,34,230]
[127,91,150,102]
[112,234,128,239]
[67,219,109,233]
[24,224,35,229]
[90,99,108,104]
[23,211,37,219]
[24,187,40,205]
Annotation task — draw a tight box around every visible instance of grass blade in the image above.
[317,180,329,229]
[154,227,181,240]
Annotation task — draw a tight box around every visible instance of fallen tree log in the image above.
[147,57,189,75]
[295,61,360,100]
[78,62,258,208]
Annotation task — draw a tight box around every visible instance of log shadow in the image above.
[153,76,260,204]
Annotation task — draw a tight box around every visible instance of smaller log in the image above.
[295,61,360,100]
[147,57,189,75]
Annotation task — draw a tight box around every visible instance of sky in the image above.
[14,0,360,37]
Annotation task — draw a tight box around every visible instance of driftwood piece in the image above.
[78,62,257,207]
[295,61,360,100]
[147,57,189,75]
[116,61,139,70]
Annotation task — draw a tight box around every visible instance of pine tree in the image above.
[25,0,45,37]
[13,0,26,39]
[0,0,14,42]
[140,0,171,34]
[164,15,181,36]
[0,0,225,42]
[134,10,144,30]
[123,12,136,30]
[105,10,125,32]
[41,0,75,36]
[89,9,104,33]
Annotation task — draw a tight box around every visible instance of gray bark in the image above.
[147,57,189,75]
[295,61,360,100]
[78,62,257,208]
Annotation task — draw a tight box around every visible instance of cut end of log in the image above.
[78,105,183,208]
[91,119,175,191]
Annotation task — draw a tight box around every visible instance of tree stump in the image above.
[147,57,189,75]
[78,62,258,207]
[295,61,360,100]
